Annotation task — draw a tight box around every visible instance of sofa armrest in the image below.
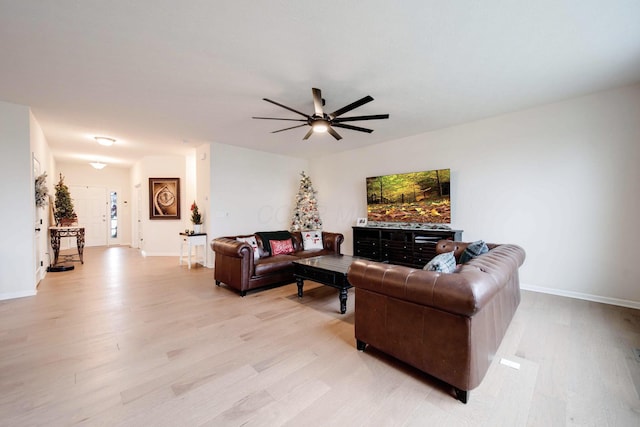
[348,245,523,317]
[349,260,469,316]
[211,237,257,291]
[322,232,344,254]
[211,237,254,260]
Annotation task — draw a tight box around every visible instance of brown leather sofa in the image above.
[211,231,344,296]
[347,240,525,403]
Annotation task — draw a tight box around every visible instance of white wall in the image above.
[311,84,640,307]
[209,142,308,238]
[30,112,54,282]
[195,144,211,226]
[56,162,132,246]
[133,155,187,256]
[130,161,143,249]
[195,144,212,265]
[0,101,36,299]
[184,151,197,231]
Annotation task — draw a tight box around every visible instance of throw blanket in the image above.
[256,231,292,255]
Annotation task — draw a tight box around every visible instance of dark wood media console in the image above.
[353,226,463,269]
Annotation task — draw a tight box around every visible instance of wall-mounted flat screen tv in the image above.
[366,169,451,224]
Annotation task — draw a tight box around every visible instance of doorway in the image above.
[33,154,46,282]
[70,185,108,247]
[133,183,143,249]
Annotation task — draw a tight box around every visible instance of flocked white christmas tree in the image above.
[290,171,323,231]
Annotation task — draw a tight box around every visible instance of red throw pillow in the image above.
[271,239,294,255]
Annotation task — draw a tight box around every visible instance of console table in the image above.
[49,226,85,267]
[353,226,463,269]
[179,232,207,269]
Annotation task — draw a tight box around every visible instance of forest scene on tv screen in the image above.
[366,169,450,224]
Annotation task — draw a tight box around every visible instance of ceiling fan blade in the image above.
[252,117,307,122]
[332,123,374,133]
[312,88,324,116]
[327,126,343,140]
[303,128,314,140]
[329,95,374,118]
[332,114,389,123]
[271,124,309,133]
[263,98,310,118]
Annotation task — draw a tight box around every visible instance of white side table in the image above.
[179,232,207,269]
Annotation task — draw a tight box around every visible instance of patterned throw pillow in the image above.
[424,251,457,273]
[302,230,323,250]
[459,240,489,264]
[256,231,291,255]
[270,239,294,255]
[236,236,260,261]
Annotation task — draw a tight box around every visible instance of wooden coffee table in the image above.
[293,254,359,314]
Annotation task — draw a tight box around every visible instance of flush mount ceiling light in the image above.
[89,162,106,170]
[94,136,115,146]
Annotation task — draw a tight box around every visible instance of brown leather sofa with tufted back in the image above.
[212,231,344,296]
[347,240,526,403]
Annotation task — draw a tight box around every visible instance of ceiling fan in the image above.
[252,88,389,141]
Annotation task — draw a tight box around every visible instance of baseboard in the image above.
[140,251,180,257]
[0,290,37,301]
[521,283,640,310]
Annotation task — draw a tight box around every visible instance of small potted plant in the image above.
[190,201,203,233]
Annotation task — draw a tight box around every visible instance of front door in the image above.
[70,185,108,247]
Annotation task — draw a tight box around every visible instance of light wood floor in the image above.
[1,246,639,426]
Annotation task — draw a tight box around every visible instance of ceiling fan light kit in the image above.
[312,120,329,133]
[253,88,389,141]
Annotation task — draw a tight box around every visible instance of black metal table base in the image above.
[48,264,75,272]
[49,226,85,266]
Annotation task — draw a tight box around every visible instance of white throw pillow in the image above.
[302,230,324,250]
[236,236,260,261]
[424,251,456,273]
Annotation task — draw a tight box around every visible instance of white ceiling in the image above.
[1,1,639,167]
